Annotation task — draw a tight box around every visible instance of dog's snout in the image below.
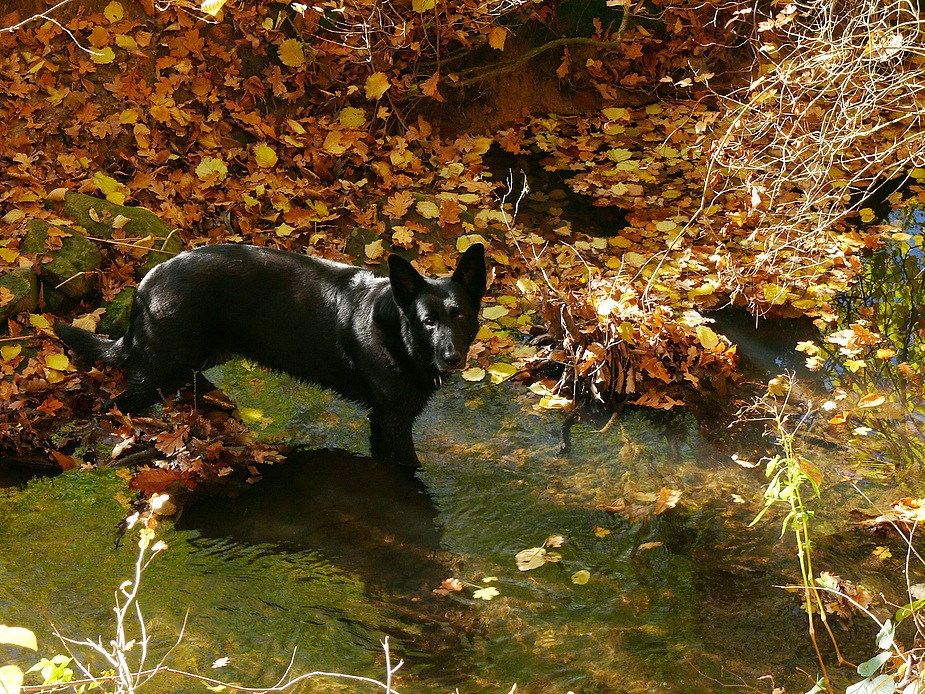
[442,349,462,368]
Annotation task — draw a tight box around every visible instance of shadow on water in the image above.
[176,450,446,597]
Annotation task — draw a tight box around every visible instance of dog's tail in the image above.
[54,324,128,366]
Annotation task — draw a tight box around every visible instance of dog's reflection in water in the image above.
[176,449,445,595]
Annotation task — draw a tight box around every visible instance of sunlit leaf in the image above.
[195,157,228,181]
[1,345,21,361]
[487,26,507,51]
[461,366,485,382]
[415,200,440,219]
[104,1,123,22]
[571,570,591,585]
[339,107,366,128]
[857,393,886,409]
[254,143,277,168]
[515,546,547,571]
[365,239,384,260]
[473,586,499,600]
[201,0,227,16]
[45,354,70,371]
[278,39,305,67]
[90,47,115,64]
[364,72,391,100]
[696,325,719,350]
[482,305,509,320]
[0,625,37,650]
[0,665,24,694]
[488,362,517,384]
[411,0,436,10]
[29,314,50,330]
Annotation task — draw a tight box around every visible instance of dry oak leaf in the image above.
[384,190,414,219]
[154,425,190,456]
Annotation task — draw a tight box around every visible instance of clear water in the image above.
[0,365,913,693]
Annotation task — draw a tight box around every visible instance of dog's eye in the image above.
[422,315,438,328]
[456,312,466,322]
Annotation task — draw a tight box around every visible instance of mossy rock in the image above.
[0,268,39,320]
[21,221,102,300]
[97,287,135,337]
[344,227,388,265]
[48,192,183,273]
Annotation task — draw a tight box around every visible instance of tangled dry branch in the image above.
[710,0,925,273]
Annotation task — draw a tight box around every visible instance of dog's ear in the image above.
[452,243,487,303]
[388,253,426,310]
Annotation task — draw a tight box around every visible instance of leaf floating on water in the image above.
[637,541,663,551]
[571,570,591,585]
[515,546,547,571]
[473,586,499,601]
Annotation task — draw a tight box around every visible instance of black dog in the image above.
[55,243,487,467]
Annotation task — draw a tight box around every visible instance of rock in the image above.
[21,221,102,300]
[97,287,135,337]
[47,192,183,274]
[0,268,39,320]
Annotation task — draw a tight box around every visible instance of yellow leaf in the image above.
[482,305,509,320]
[539,395,572,409]
[488,362,517,384]
[29,314,50,330]
[415,200,440,219]
[859,207,876,223]
[104,1,123,21]
[120,108,138,124]
[696,325,719,350]
[655,220,678,232]
[91,46,115,64]
[0,625,37,650]
[601,107,628,120]
[0,248,20,264]
[278,39,305,68]
[1,344,21,361]
[623,252,647,267]
[323,131,347,155]
[339,107,366,128]
[365,72,391,100]
[411,0,436,10]
[857,393,886,408]
[0,665,24,694]
[254,143,277,168]
[487,26,507,51]
[45,354,70,371]
[571,570,591,585]
[473,586,499,600]
[456,234,488,253]
[762,283,788,305]
[461,366,485,381]
[391,226,414,247]
[365,239,384,260]
[195,157,228,181]
[201,0,227,16]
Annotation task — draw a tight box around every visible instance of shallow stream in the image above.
[1,351,918,693]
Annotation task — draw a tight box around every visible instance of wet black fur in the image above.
[55,243,487,467]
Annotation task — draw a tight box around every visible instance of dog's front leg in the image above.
[368,410,421,467]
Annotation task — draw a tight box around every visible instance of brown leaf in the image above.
[154,425,189,456]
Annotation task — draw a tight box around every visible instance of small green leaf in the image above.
[876,619,895,651]
[857,651,891,678]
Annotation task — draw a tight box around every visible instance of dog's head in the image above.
[388,244,487,374]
